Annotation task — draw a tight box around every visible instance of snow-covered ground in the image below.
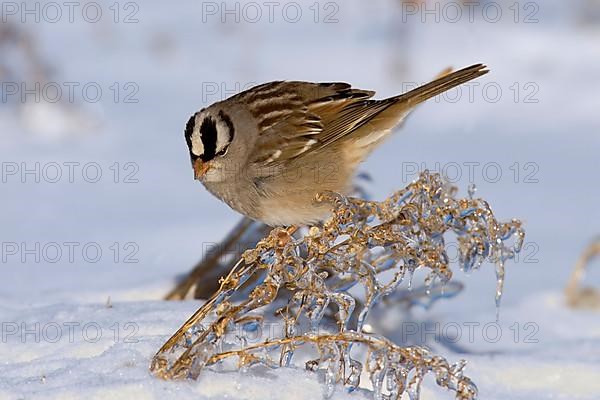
[1,1,599,399]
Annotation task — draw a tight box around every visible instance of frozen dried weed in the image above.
[151,171,524,399]
[565,237,600,309]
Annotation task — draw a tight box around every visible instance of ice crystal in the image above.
[151,171,524,399]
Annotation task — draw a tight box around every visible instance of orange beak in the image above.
[193,159,210,180]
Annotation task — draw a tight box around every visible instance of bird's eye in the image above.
[214,110,235,158]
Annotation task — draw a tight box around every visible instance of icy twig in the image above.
[165,217,270,300]
[565,238,600,309]
[151,171,524,399]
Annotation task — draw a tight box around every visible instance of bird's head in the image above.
[184,107,236,182]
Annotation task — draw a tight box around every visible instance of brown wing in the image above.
[246,64,488,166]
[244,81,375,164]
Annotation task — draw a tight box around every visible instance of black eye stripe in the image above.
[200,117,218,161]
[184,114,195,151]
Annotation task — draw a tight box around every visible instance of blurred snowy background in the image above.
[1,0,599,399]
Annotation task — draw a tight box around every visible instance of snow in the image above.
[0,300,373,400]
[1,294,598,399]
[1,0,599,399]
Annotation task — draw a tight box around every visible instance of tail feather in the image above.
[362,64,489,132]
[394,63,489,107]
[343,64,488,155]
[313,64,489,152]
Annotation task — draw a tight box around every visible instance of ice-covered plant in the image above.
[565,238,600,309]
[151,171,524,399]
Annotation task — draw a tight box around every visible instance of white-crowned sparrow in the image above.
[185,64,488,226]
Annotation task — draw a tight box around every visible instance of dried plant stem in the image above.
[156,258,250,356]
[165,217,269,300]
[565,238,600,309]
[151,172,524,399]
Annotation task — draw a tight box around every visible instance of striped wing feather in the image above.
[247,82,374,164]
[246,64,488,166]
